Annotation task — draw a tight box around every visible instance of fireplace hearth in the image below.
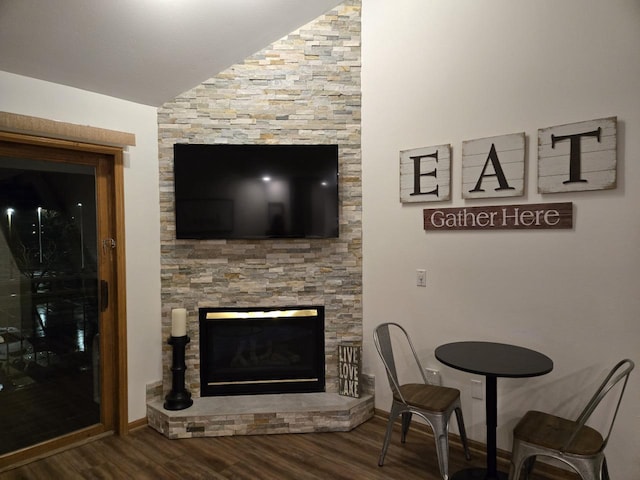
[199,306,325,396]
[148,306,375,439]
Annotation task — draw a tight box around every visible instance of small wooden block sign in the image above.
[538,116,617,193]
[338,344,361,398]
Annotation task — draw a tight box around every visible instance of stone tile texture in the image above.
[147,392,374,439]
[157,0,362,402]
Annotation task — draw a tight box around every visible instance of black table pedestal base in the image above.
[450,468,508,480]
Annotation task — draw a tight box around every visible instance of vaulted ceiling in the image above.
[0,0,343,106]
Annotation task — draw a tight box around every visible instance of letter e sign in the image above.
[400,144,451,203]
[538,117,617,193]
[462,132,525,199]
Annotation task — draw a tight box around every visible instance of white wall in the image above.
[362,0,640,477]
[0,71,162,422]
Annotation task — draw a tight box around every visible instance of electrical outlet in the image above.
[416,269,426,287]
[425,368,441,386]
[471,379,483,400]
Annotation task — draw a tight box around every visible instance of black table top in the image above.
[435,341,553,378]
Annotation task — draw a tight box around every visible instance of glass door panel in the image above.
[0,157,100,454]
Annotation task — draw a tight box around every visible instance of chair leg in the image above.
[378,402,403,467]
[572,455,605,480]
[508,461,521,480]
[401,411,412,443]
[454,407,471,460]
[602,457,609,480]
[523,457,536,479]
[429,415,450,480]
[508,441,527,480]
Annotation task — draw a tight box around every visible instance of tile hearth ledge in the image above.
[147,391,375,439]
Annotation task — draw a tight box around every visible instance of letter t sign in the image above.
[400,144,451,203]
[538,117,617,193]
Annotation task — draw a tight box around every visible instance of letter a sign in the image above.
[462,132,525,199]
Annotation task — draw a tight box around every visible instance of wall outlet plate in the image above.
[425,368,441,386]
[471,379,483,400]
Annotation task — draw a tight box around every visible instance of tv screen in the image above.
[173,144,339,239]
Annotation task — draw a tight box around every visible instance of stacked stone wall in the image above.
[157,0,362,397]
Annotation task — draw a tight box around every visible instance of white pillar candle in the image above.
[171,308,187,337]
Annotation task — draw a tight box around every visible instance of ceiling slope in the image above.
[0,0,343,106]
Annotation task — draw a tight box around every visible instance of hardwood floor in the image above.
[0,415,573,479]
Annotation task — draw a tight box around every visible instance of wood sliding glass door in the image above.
[0,133,126,466]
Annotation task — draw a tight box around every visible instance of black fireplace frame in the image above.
[199,306,326,396]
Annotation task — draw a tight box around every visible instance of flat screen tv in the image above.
[173,143,339,239]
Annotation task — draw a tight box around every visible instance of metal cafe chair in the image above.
[373,322,471,480]
[509,359,635,480]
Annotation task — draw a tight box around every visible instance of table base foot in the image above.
[450,468,508,480]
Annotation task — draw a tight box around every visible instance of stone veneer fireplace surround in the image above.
[151,0,369,438]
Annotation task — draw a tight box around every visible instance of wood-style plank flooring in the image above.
[0,416,570,479]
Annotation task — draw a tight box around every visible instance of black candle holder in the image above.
[164,335,193,411]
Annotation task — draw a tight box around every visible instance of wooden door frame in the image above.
[0,131,129,465]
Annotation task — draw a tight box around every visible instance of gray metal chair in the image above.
[509,359,635,480]
[373,322,471,480]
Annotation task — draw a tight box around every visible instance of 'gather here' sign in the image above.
[423,202,573,231]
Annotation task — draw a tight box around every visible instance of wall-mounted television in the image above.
[173,144,339,239]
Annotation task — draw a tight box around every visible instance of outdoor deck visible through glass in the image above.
[0,158,100,455]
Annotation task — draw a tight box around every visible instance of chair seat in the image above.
[395,383,461,412]
[513,410,604,456]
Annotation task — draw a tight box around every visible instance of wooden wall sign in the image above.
[400,144,451,203]
[400,117,618,202]
[338,344,361,398]
[424,202,573,231]
[462,132,525,199]
[538,117,617,193]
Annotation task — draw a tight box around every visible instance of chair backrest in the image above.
[373,322,428,403]
[565,359,634,452]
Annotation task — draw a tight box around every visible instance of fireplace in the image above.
[199,306,325,396]
[148,305,374,439]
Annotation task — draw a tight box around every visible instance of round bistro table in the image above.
[435,341,553,480]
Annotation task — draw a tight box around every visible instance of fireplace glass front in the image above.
[199,306,325,396]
